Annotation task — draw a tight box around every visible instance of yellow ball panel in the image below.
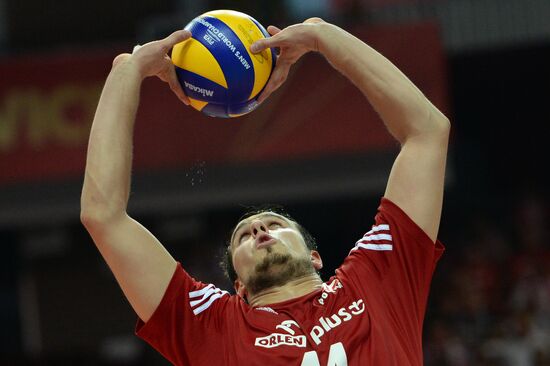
[188,97,209,112]
[172,38,228,89]
[204,10,273,99]
[228,112,247,118]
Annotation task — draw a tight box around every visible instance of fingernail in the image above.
[250,43,260,53]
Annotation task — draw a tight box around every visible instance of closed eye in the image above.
[268,221,282,229]
[238,232,251,243]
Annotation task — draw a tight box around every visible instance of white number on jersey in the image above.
[301,342,348,366]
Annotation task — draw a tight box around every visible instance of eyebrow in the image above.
[230,213,289,246]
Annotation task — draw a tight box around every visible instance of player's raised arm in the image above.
[252,20,449,242]
[80,30,191,322]
[316,22,450,242]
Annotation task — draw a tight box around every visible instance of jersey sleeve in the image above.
[135,263,230,365]
[336,197,444,329]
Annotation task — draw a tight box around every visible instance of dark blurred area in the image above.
[1,0,549,365]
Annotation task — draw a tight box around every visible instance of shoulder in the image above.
[376,197,445,252]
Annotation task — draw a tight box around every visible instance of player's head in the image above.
[221,206,322,299]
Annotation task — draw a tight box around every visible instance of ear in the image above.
[310,250,323,270]
[234,279,248,299]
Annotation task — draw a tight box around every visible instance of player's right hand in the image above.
[113,30,191,105]
[250,18,325,104]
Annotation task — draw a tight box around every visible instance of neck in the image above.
[247,273,324,307]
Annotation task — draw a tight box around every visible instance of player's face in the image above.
[230,212,319,295]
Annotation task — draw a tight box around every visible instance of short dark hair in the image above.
[220,205,317,284]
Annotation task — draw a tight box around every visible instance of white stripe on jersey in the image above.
[363,224,389,236]
[190,286,223,307]
[189,284,228,315]
[189,284,215,298]
[356,243,393,251]
[192,293,226,315]
[361,233,392,241]
[351,224,393,252]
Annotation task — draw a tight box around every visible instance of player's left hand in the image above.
[250,18,325,103]
[112,30,191,105]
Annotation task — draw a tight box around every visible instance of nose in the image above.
[250,220,268,238]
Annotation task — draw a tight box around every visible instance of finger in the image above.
[257,63,291,104]
[169,78,190,105]
[267,25,282,36]
[265,26,283,55]
[164,59,190,105]
[250,31,283,53]
[160,29,192,51]
[156,57,189,105]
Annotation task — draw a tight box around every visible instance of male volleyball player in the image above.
[81,17,449,365]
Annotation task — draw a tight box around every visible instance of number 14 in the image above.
[301,342,348,366]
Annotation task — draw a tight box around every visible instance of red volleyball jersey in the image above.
[136,198,444,365]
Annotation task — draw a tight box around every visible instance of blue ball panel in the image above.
[175,68,228,104]
[202,103,230,118]
[187,16,255,104]
[199,98,261,118]
[228,99,260,116]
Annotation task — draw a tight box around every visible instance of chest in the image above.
[228,281,371,365]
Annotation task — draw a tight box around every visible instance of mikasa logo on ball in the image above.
[183,81,214,97]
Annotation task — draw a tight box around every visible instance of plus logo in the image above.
[310,299,365,345]
[255,320,307,348]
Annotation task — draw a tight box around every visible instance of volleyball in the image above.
[171,10,277,118]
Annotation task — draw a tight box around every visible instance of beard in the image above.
[246,247,317,295]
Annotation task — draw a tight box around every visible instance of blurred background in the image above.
[1,0,549,365]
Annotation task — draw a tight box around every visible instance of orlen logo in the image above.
[254,320,306,348]
[183,81,214,97]
[310,299,366,345]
